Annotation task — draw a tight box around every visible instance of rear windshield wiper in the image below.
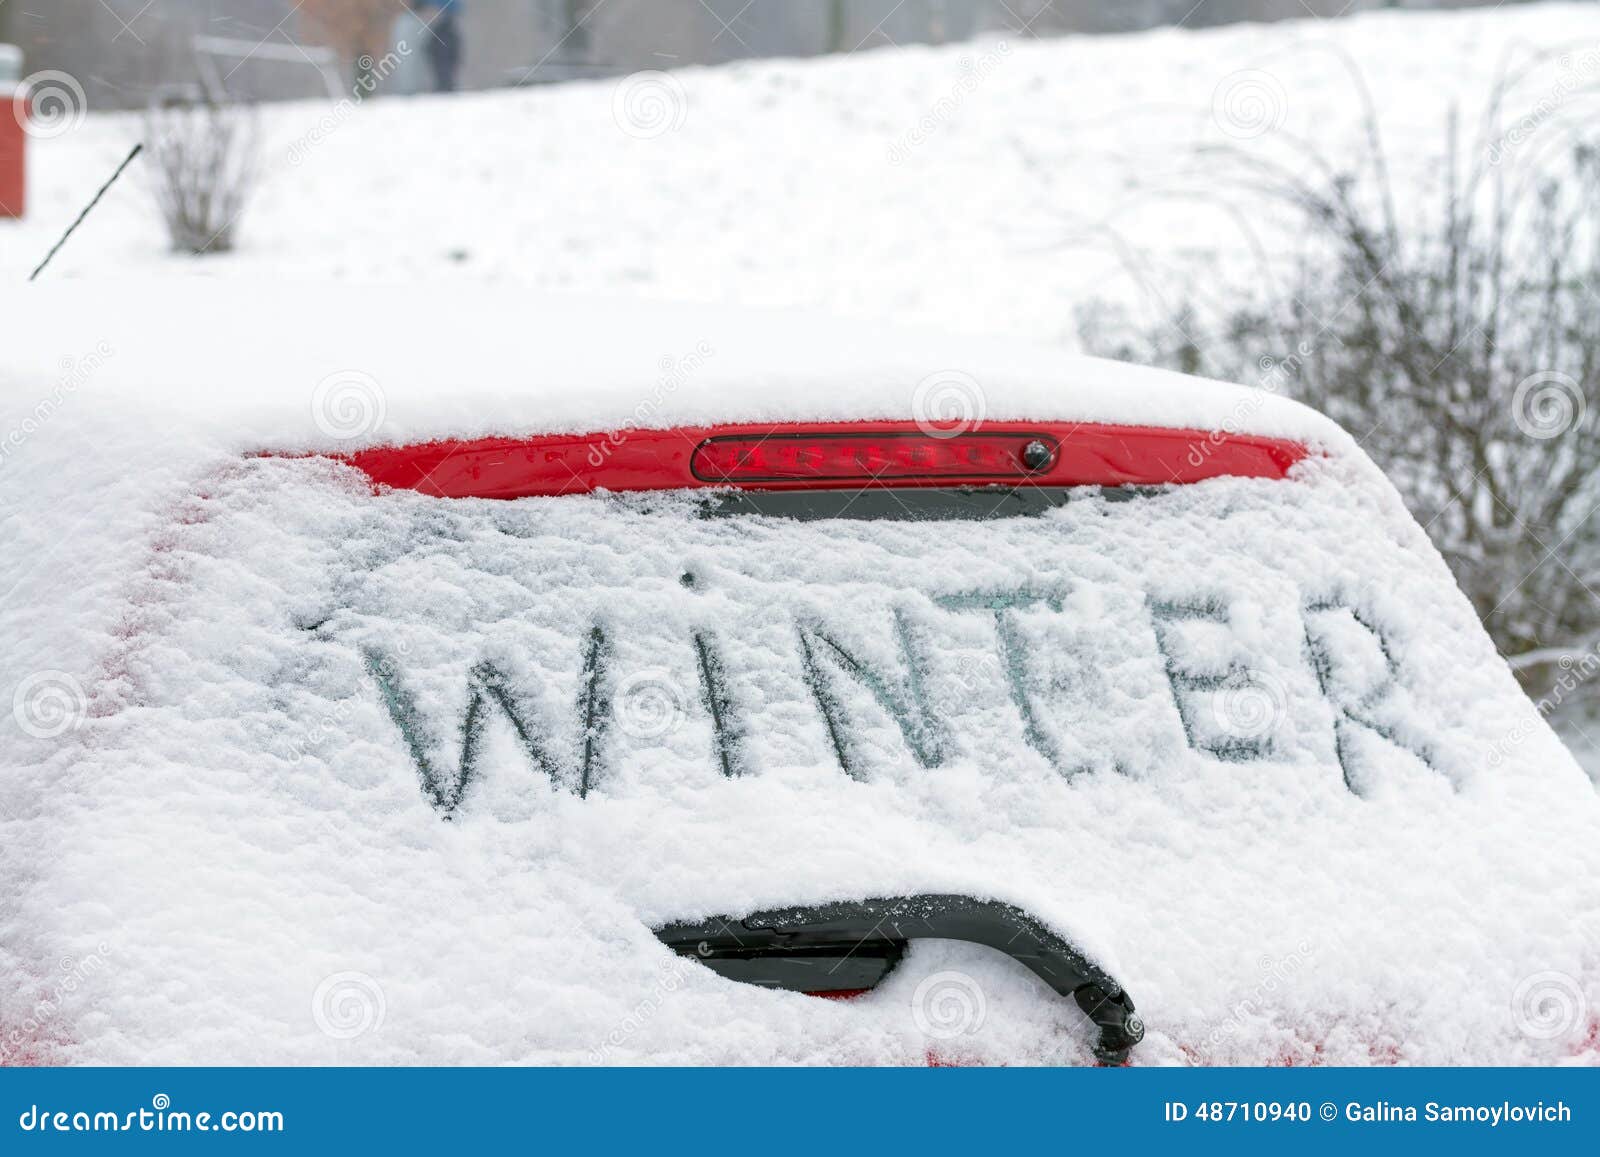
[655,894,1144,1065]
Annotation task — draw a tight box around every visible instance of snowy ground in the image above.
[5,2,1599,341]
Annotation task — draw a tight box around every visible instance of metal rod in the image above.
[29,142,144,282]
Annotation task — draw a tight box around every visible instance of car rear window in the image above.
[205,455,1488,810]
[37,447,1590,1067]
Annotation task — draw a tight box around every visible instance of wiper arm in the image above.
[655,893,1144,1065]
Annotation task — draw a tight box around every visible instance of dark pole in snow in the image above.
[28,142,143,282]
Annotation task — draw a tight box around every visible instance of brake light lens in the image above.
[691,432,1057,483]
[301,421,1306,499]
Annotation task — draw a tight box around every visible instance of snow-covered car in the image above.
[1,285,1596,1066]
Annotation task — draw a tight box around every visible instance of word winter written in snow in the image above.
[354,587,1442,816]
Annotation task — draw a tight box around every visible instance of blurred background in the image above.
[0,1,1537,106]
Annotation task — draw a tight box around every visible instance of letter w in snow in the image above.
[362,628,608,816]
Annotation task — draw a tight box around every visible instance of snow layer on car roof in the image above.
[1,281,1348,453]
[1,285,1596,1066]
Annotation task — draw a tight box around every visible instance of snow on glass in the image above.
[17,454,1596,1065]
[301,476,1454,812]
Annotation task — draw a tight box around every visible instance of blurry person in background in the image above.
[413,0,463,93]
[302,0,406,91]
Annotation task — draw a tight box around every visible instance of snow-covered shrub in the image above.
[144,101,257,255]
[1083,78,1600,701]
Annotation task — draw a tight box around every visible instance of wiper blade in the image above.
[655,893,1144,1065]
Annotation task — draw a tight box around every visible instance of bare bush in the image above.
[1080,57,1600,697]
[144,101,257,255]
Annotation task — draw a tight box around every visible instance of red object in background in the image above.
[335,422,1308,500]
[0,90,24,219]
